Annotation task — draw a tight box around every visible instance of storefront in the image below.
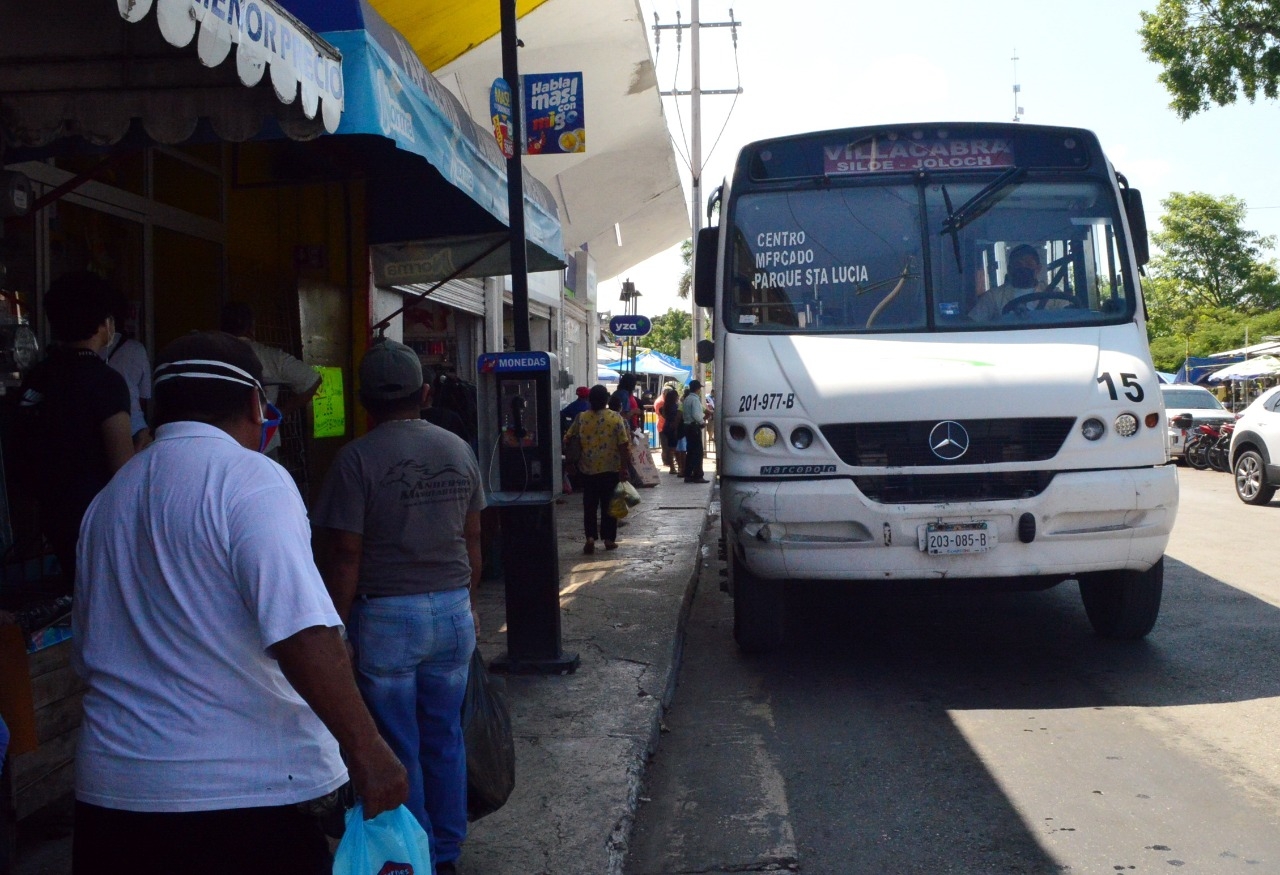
[0,0,563,849]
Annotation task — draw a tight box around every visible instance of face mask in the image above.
[259,402,282,453]
[1009,265,1038,288]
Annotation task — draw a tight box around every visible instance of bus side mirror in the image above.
[696,339,715,364]
[693,226,718,309]
[1122,188,1150,267]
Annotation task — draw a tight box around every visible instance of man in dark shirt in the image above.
[560,386,590,438]
[18,272,133,589]
[419,365,470,443]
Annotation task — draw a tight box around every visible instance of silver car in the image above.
[1160,384,1236,462]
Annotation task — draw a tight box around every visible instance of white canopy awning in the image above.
[0,0,343,150]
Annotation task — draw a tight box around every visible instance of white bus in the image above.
[693,123,1178,652]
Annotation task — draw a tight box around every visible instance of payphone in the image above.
[477,351,578,674]
[478,351,561,500]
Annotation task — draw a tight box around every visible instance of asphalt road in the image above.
[627,466,1280,875]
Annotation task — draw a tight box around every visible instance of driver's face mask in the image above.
[1008,258,1039,288]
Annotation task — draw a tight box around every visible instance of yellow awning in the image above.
[366,0,553,71]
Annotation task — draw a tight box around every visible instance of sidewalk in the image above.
[462,452,714,875]
[7,449,714,875]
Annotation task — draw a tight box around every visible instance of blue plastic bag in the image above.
[332,803,432,875]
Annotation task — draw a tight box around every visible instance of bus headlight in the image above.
[753,425,779,448]
[1114,414,1139,437]
[1082,418,1106,441]
[729,424,747,441]
[790,427,814,449]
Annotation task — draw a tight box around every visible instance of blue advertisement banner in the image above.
[522,72,585,155]
[491,78,514,159]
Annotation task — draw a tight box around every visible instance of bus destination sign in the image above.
[824,138,1014,175]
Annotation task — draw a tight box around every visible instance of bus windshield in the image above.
[727,176,1136,334]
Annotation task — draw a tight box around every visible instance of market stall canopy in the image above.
[1174,355,1244,384]
[431,0,689,281]
[607,350,691,381]
[1205,356,1280,382]
[0,0,342,149]
[293,0,562,278]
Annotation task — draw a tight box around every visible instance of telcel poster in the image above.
[522,72,585,155]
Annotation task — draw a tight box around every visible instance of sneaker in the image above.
[604,542,619,550]
[583,540,595,554]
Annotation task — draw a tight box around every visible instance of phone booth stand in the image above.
[477,352,579,674]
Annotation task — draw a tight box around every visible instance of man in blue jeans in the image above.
[316,340,485,875]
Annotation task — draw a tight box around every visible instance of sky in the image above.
[595,0,1280,322]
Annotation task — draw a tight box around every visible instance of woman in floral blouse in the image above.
[564,384,631,553]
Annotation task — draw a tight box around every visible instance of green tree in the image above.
[1148,191,1280,311]
[646,307,692,359]
[676,238,693,299]
[1140,0,1280,118]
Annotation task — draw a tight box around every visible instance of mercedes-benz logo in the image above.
[928,421,970,461]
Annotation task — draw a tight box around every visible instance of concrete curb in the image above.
[463,464,713,875]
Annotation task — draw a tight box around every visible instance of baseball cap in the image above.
[688,379,703,390]
[360,339,424,401]
[576,386,590,399]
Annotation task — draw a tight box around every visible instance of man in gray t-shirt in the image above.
[313,339,483,871]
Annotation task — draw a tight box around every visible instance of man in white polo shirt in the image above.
[72,331,406,875]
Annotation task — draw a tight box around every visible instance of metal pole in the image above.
[501,0,531,352]
[689,0,703,382]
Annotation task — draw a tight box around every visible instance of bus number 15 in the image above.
[1097,372,1144,403]
[738,393,795,413]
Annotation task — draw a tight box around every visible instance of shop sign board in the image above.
[609,315,651,337]
[522,72,585,155]
[311,366,346,438]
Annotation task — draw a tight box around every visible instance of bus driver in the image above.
[969,244,1068,321]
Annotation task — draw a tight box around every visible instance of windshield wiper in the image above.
[938,165,1026,236]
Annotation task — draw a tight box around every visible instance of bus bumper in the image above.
[722,467,1178,581]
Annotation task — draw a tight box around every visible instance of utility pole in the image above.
[655,6,741,382]
[501,0,531,351]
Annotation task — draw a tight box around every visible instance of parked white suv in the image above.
[1229,386,1280,504]
[1160,384,1236,462]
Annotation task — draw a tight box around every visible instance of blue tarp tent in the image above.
[1173,355,1245,384]
[606,351,692,382]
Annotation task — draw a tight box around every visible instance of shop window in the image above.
[153,149,221,222]
[153,227,222,348]
[53,151,146,198]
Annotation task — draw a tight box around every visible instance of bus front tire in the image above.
[732,552,786,653]
[1077,558,1163,640]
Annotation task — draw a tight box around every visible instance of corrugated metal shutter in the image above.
[395,278,485,316]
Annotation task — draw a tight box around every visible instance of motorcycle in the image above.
[1207,422,1235,472]
[1184,422,1222,471]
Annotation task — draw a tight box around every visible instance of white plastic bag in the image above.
[332,803,432,875]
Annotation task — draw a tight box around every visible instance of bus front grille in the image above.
[821,418,1076,467]
[854,472,1057,504]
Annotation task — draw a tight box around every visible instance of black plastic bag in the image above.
[461,648,515,821]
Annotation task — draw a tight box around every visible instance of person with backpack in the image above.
[17,272,134,590]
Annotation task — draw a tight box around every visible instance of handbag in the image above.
[332,803,431,875]
[461,647,516,821]
[564,432,583,465]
